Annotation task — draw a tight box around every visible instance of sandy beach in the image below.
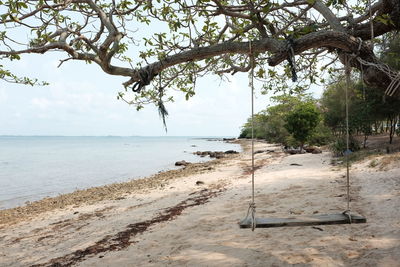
[1,140,399,266]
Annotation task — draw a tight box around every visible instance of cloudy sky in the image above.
[0,50,323,137]
[0,5,329,137]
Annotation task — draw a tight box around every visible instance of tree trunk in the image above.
[386,119,389,133]
[364,134,368,148]
[300,143,304,153]
[389,117,398,144]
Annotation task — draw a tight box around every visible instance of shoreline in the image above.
[0,136,241,211]
[1,139,399,266]
[0,140,243,226]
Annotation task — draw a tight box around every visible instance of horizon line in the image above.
[0,135,237,138]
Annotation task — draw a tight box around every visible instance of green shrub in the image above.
[283,135,299,148]
[368,159,378,168]
[284,102,320,150]
[329,135,360,156]
[239,128,251,139]
[307,122,333,146]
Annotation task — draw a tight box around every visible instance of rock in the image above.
[254,149,275,154]
[209,151,224,158]
[191,145,197,147]
[254,150,265,154]
[305,146,322,154]
[290,163,302,166]
[175,160,191,166]
[312,148,322,154]
[224,150,238,154]
[286,149,300,154]
[223,138,235,141]
[193,150,227,158]
[304,146,316,153]
[196,181,205,185]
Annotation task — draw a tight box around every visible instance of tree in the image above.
[239,94,332,147]
[284,102,320,151]
[320,80,348,135]
[349,87,374,148]
[379,34,400,143]
[239,94,305,143]
[239,112,270,139]
[320,31,400,145]
[1,0,400,114]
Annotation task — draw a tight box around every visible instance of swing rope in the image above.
[343,55,352,223]
[243,47,354,228]
[342,0,373,220]
[239,48,367,229]
[243,40,257,231]
[368,0,374,46]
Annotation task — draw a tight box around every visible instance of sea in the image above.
[0,136,240,210]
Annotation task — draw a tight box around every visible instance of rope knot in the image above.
[342,210,352,224]
[285,37,297,82]
[132,66,156,93]
[247,202,256,231]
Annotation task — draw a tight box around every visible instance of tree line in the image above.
[239,35,400,152]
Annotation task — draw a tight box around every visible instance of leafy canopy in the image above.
[284,102,320,147]
[0,0,400,113]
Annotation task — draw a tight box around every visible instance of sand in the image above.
[0,140,399,266]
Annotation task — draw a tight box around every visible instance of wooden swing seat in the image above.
[239,212,366,228]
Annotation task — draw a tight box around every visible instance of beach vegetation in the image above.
[239,94,331,148]
[284,102,320,151]
[320,33,400,151]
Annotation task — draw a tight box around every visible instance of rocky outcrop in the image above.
[175,160,191,166]
[285,146,322,154]
[254,149,275,154]
[224,150,239,154]
[305,146,322,154]
[193,150,239,159]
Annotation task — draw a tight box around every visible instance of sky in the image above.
[0,4,328,137]
[0,50,324,137]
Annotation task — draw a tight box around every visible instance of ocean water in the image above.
[0,136,240,209]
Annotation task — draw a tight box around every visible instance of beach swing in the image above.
[239,42,366,230]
